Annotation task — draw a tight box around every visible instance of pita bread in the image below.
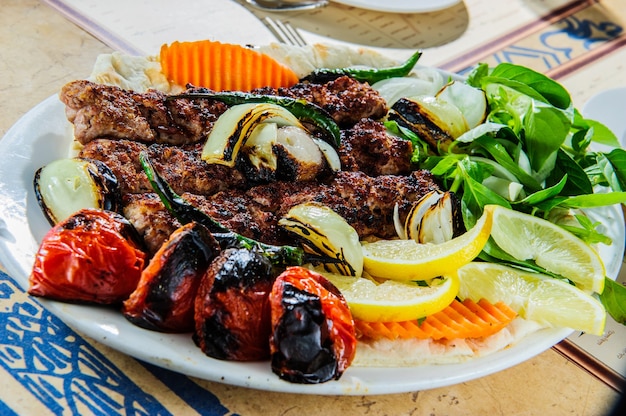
[88,51,181,93]
[87,43,428,91]
[257,42,399,78]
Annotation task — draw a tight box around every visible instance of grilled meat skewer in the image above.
[123,170,440,253]
[79,118,412,196]
[61,77,388,146]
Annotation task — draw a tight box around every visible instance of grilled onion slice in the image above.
[204,102,341,179]
[404,190,464,244]
[389,97,460,152]
[243,124,335,182]
[202,103,302,167]
[279,203,363,277]
[34,157,121,226]
[436,80,487,129]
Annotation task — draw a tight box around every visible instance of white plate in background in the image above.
[332,0,462,13]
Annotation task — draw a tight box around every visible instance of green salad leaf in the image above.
[600,278,626,325]
[386,60,626,326]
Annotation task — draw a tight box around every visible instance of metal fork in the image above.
[264,17,308,47]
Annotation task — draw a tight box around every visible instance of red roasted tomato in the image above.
[123,222,220,333]
[28,208,146,304]
[269,266,356,384]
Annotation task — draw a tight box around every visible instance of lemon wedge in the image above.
[361,205,494,281]
[457,262,606,335]
[321,271,459,322]
[489,205,605,293]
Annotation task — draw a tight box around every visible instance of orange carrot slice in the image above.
[355,299,517,341]
[159,40,299,91]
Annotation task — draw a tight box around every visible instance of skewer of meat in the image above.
[60,76,388,146]
[123,170,440,253]
[79,117,413,196]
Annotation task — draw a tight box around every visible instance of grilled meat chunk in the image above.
[122,193,181,254]
[79,139,247,195]
[80,118,411,197]
[60,80,227,145]
[339,119,412,176]
[61,77,388,147]
[252,76,388,127]
[122,170,440,251]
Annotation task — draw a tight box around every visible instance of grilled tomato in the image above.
[28,208,146,304]
[269,266,356,384]
[123,222,220,332]
[194,248,276,361]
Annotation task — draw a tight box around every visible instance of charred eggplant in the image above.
[194,248,276,361]
[123,222,221,332]
[269,267,356,384]
[34,157,121,226]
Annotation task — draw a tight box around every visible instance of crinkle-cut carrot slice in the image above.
[159,40,299,91]
[355,299,517,341]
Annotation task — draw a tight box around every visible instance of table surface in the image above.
[1,0,625,414]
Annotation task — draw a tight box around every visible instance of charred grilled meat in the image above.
[79,139,248,195]
[216,75,387,127]
[122,170,440,252]
[194,248,276,361]
[61,77,388,147]
[339,118,412,176]
[61,80,228,146]
[79,120,413,197]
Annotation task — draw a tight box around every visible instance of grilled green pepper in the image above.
[299,50,423,85]
[168,92,341,148]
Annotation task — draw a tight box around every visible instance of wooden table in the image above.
[0,0,623,414]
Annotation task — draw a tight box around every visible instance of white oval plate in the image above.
[332,0,462,13]
[0,94,623,395]
[583,86,626,148]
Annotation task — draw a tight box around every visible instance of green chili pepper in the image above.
[300,50,423,85]
[168,92,341,148]
[139,151,322,266]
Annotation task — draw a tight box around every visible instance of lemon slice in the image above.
[361,205,494,281]
[457,262,606,335]
[321,271,459,322]
[489,205,605,293]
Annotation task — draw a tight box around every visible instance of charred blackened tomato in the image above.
[28,208,146,304]
[269,266,356,384]
[123,222,220,332]
[194,248,275,361]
